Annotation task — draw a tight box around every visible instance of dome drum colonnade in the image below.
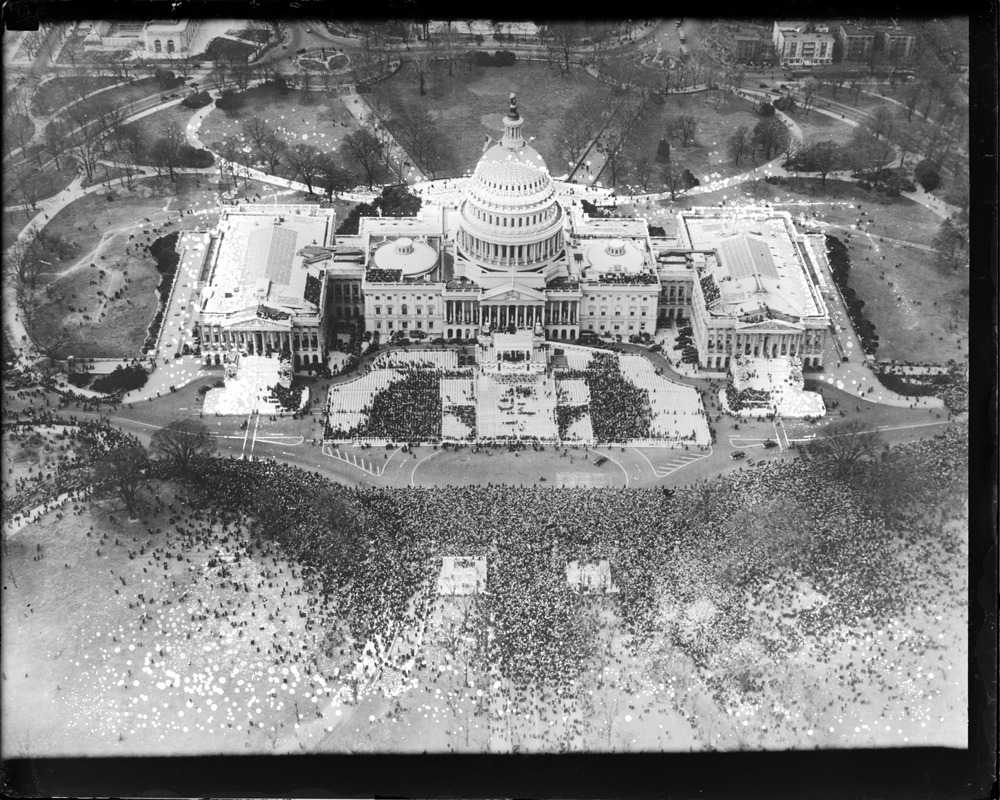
[457,92,565,274]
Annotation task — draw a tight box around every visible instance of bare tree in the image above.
[409,50,433,96]
[801,140,842,185]
[342,126,385,190]
[284,143,323,194]
[555,105,598,169]
[800,79,819,116]
[813,418,881,476]
[394,111,446,179]
[242,117,274,151]
[753,117,790,160]
[631,156,655,192]
[932,212,970,271]
[150,419,216,476]
[546,22,583,76]
[317,153,354,199]
[846,128,895,179]
[660,161,689,200]
[864,104,896,142]
[727,125,752,167]
[92,444,150,518]
[670,114,698,148]
[29,316,73,371]
[256,131,287,175]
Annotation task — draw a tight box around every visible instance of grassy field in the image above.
[117,105,201,161]
[792,106,859,147]
[33,176,225,358]
[654,176,967,364]
[31,76,120,116]
[619,90,763,188]
[378,61,613,178]
[29,173,350,359]
[200,88,362,183]
[1,490,351,757]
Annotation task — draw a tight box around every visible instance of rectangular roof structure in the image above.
[438,557,487,596]
[203,211,330,315]
[682,210,824,320]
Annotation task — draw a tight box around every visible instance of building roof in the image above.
[371,236,439,276]
[838,23,875,37]
[583,237,646,274]
[202,212,328,316]
[682,211,823,320]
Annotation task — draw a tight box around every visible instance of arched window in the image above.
[154,39,162,52]
[401,304,408,315]
[166,39,175,53]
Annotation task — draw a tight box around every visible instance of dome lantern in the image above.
[501,90,525,152]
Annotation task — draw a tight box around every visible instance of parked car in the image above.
[649,343,663,352]
[628,334,644,344]
[763,439,779,449]
[730,450,747,460]
[409,330,428,339]
[759,83,768,88]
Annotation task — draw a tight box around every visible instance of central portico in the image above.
[479,283,546,330]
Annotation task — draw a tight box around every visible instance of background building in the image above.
[835,23,876,62]
[772,21,835,67]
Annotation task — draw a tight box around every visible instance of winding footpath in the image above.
[4,79,954,417]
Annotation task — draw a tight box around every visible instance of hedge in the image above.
[142,232,181,353]
[182,91,213,109]
[92,364,148,394]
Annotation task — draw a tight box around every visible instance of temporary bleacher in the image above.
[371,349,459,370]
[556,379,590,405]
[326,370,404,434]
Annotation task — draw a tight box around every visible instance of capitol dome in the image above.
[456,92,565,277]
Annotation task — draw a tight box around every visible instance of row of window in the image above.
[471,205,554,228]
[585,322,649,333]
[374,320,432,330]
[374,305,436,317]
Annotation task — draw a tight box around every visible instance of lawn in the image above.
[1,487,350,757]
[618,90,763,188]
[667,176,967,364]
[116,104,200,162]
[3,164,78,211]
[33,175,226,358]
[377,61,614,178]
[30,76,120,116]
[32,173,339,358]
[791,106,859,147]
[200,87,362,184]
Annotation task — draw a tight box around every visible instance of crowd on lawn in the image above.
[3,409,141,526]
[5,387,967,749]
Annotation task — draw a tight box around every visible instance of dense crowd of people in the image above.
[3,411,141,525]
[138,417,967,714]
